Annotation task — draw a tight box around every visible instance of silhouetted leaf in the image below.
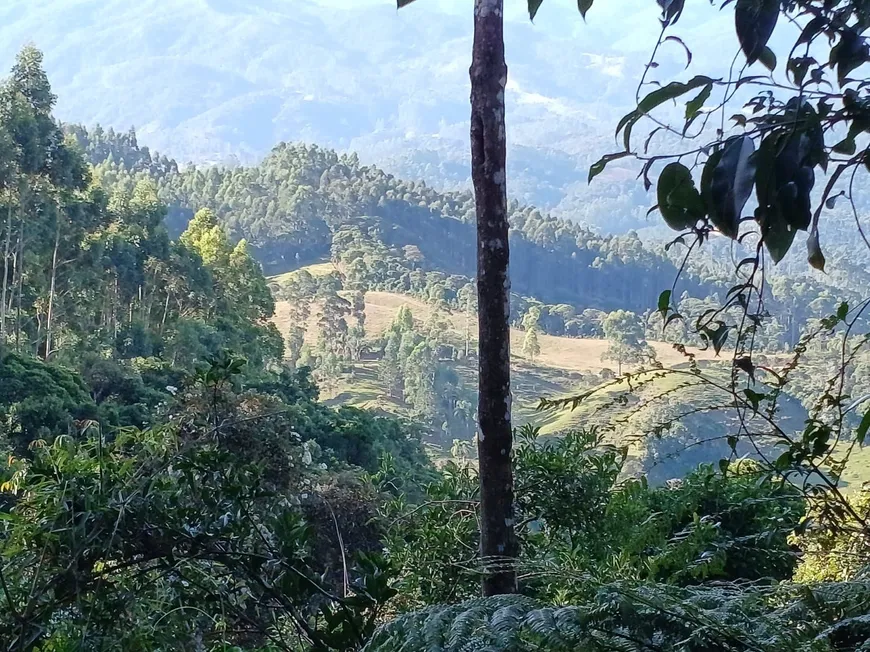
[684,83,712,121]
[588,151,631,183]
[664,35,692,68]
[638,76,715,115]
[758,46,776,71]
[528,0,544,20]
[706,135,756,239]
[735,0,778,65]
[615,110,641,151]
[658,0,685,26]
[657,162,705,231]
[831,29,870,86]
[774,450,792,471]
[578,0,594,19]
[832,137,857,155]
[837,302,849,321]
[657,290,671,319]
[824,191,845,209]
[807,230,825,272]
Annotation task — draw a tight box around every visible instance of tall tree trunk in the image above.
[45,216,60,360]
[470,0,517,596]
[161,290,171,333]
[15,213,24,352]
[1,201,12,339]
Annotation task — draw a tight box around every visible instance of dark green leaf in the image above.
[578,0,593,19]
[831,29,870,86]
[588,151,631,183]
[706,135,756,239]
[797,16,826,45]
[758,46,777,71]
[759,212,796,264]
[684,83,712,121]
[833,137,856,155]
[735,0,779,65]
[807,230,825,272]
[658,290,671,315]
[774,450,792,471]
[615,110,641,152]
[727,435,739,453]
[856,409,870,445]
[837,302,849,321]
[743,388,765,413]
[637,76,715,115]
[528,0,544,20]
[397,0,418,6]
[657,162,705,231]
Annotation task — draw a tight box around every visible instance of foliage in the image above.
[0,348,98,451]
[0,350,433,650]
[600,309,656,374]
[383,428,804,610]
[0,422,394,650]
[363,581,870,652]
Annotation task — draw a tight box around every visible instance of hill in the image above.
[0,0,740,234]
[269,271,741,474]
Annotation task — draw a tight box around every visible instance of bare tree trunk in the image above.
[15,213,24,352]
[45,217,60,360]
[161,291,171,333]
[1,201,12,339]
[470,0,517,596]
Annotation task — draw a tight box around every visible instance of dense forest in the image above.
[1,0,870,644]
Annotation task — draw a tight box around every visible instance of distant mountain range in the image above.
[0,0,741,233]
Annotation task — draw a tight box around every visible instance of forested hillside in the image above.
[1,0,870,639]
[58,99,870,485]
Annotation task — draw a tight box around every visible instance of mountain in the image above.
[0,0,737,232]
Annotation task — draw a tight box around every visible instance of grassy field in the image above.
[269,265,870,487]
[270,276,717,436]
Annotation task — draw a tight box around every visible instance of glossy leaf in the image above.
[706,135,756,239]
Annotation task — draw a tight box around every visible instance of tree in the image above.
[467,0,517,596]
[281,269,316,369]
[457,282,477,358]
[522,327,540,362]
[315,273,351,382]
[600,310,655,375]
[399,0,516,596]
[521,307,542,361]
[348,289,367,361]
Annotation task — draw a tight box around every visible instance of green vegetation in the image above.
[2,0,870,640]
